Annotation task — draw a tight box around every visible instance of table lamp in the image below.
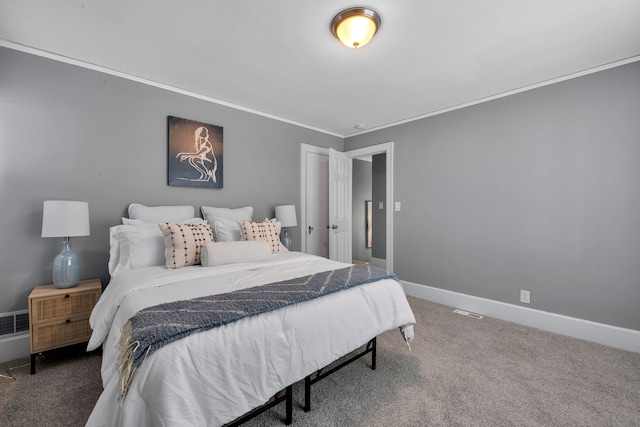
[275,205,297,251]
[41,200,90,288]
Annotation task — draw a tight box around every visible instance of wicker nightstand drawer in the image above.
[28,279,101,373]
[31,317,93,352]
[30,289,99,324]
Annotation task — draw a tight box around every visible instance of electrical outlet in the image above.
[520,290,530,304]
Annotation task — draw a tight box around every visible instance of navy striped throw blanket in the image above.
[118,264,397,398]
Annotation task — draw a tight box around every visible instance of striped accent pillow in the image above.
[159,223,214,268]
[239,219,283,254]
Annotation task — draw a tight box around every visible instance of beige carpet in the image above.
[1,297,639,426]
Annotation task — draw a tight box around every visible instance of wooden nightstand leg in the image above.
[30,353,36,375]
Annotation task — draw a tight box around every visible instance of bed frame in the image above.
[224,337,377,426]
[225,385,293,426]
[304,337,377,412]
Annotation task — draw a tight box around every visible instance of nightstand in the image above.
[28,278,102,374]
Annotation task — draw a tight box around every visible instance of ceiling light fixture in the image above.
[331,7,381,49]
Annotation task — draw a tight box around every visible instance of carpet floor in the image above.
[1,296,639,426]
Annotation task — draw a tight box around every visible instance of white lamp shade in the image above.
[42,200,90,238]
[275,205,297,228]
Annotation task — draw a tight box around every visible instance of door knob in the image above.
[308,226,314,234]
[327,224,338,230]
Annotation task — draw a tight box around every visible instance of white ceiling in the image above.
[1,1,639,137]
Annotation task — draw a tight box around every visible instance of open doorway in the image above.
[300,142,394,271]
[351,153,386,268]
[345,142,394,271]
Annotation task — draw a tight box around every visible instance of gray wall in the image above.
[3,46,638,333]
[345,61,640,331]
[0,47,342,313]
[352,159,372,262]
[371,153,386,260]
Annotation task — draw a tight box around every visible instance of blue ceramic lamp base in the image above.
[281,228,292,251]
[52,238,80,288]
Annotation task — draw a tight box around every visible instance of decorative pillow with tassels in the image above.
[239,219,283,254]
[159,223,214,268]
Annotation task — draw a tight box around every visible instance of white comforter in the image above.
[86,252,415,427]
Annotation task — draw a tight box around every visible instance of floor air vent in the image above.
[453,309,484,319]
[0,310,29,338]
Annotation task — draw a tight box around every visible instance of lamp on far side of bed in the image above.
[275,204,297,251]
[41,200,90,288]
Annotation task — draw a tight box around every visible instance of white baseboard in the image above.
[402,281,640,354]
[0,334,30,364]
[3,283,636,362]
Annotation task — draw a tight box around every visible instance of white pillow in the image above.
[109,224,165,276]
[201,241,272,267]
[212,218,242,242]
[201,206,253,241]
[128,203,195,223]
[108,218,207,276]
[122,217,146,225]
[122,217,205,225]
[108,226,123,276]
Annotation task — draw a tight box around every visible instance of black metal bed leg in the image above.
[371,337,377,370]
[285,384,293,425]
[304,375,311,412]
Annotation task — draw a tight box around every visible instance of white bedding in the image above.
[86,252,415,427]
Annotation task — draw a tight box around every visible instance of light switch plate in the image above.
[395,202,401,211]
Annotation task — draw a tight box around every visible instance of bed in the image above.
[85,205,416,426]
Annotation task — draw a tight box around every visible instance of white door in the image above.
[328,148,352,263]
[304,151,329,257]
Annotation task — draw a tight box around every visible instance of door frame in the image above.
[300,141,394,272]
[345,142,394,272]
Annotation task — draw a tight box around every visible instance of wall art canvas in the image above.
[168,116,223,188]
